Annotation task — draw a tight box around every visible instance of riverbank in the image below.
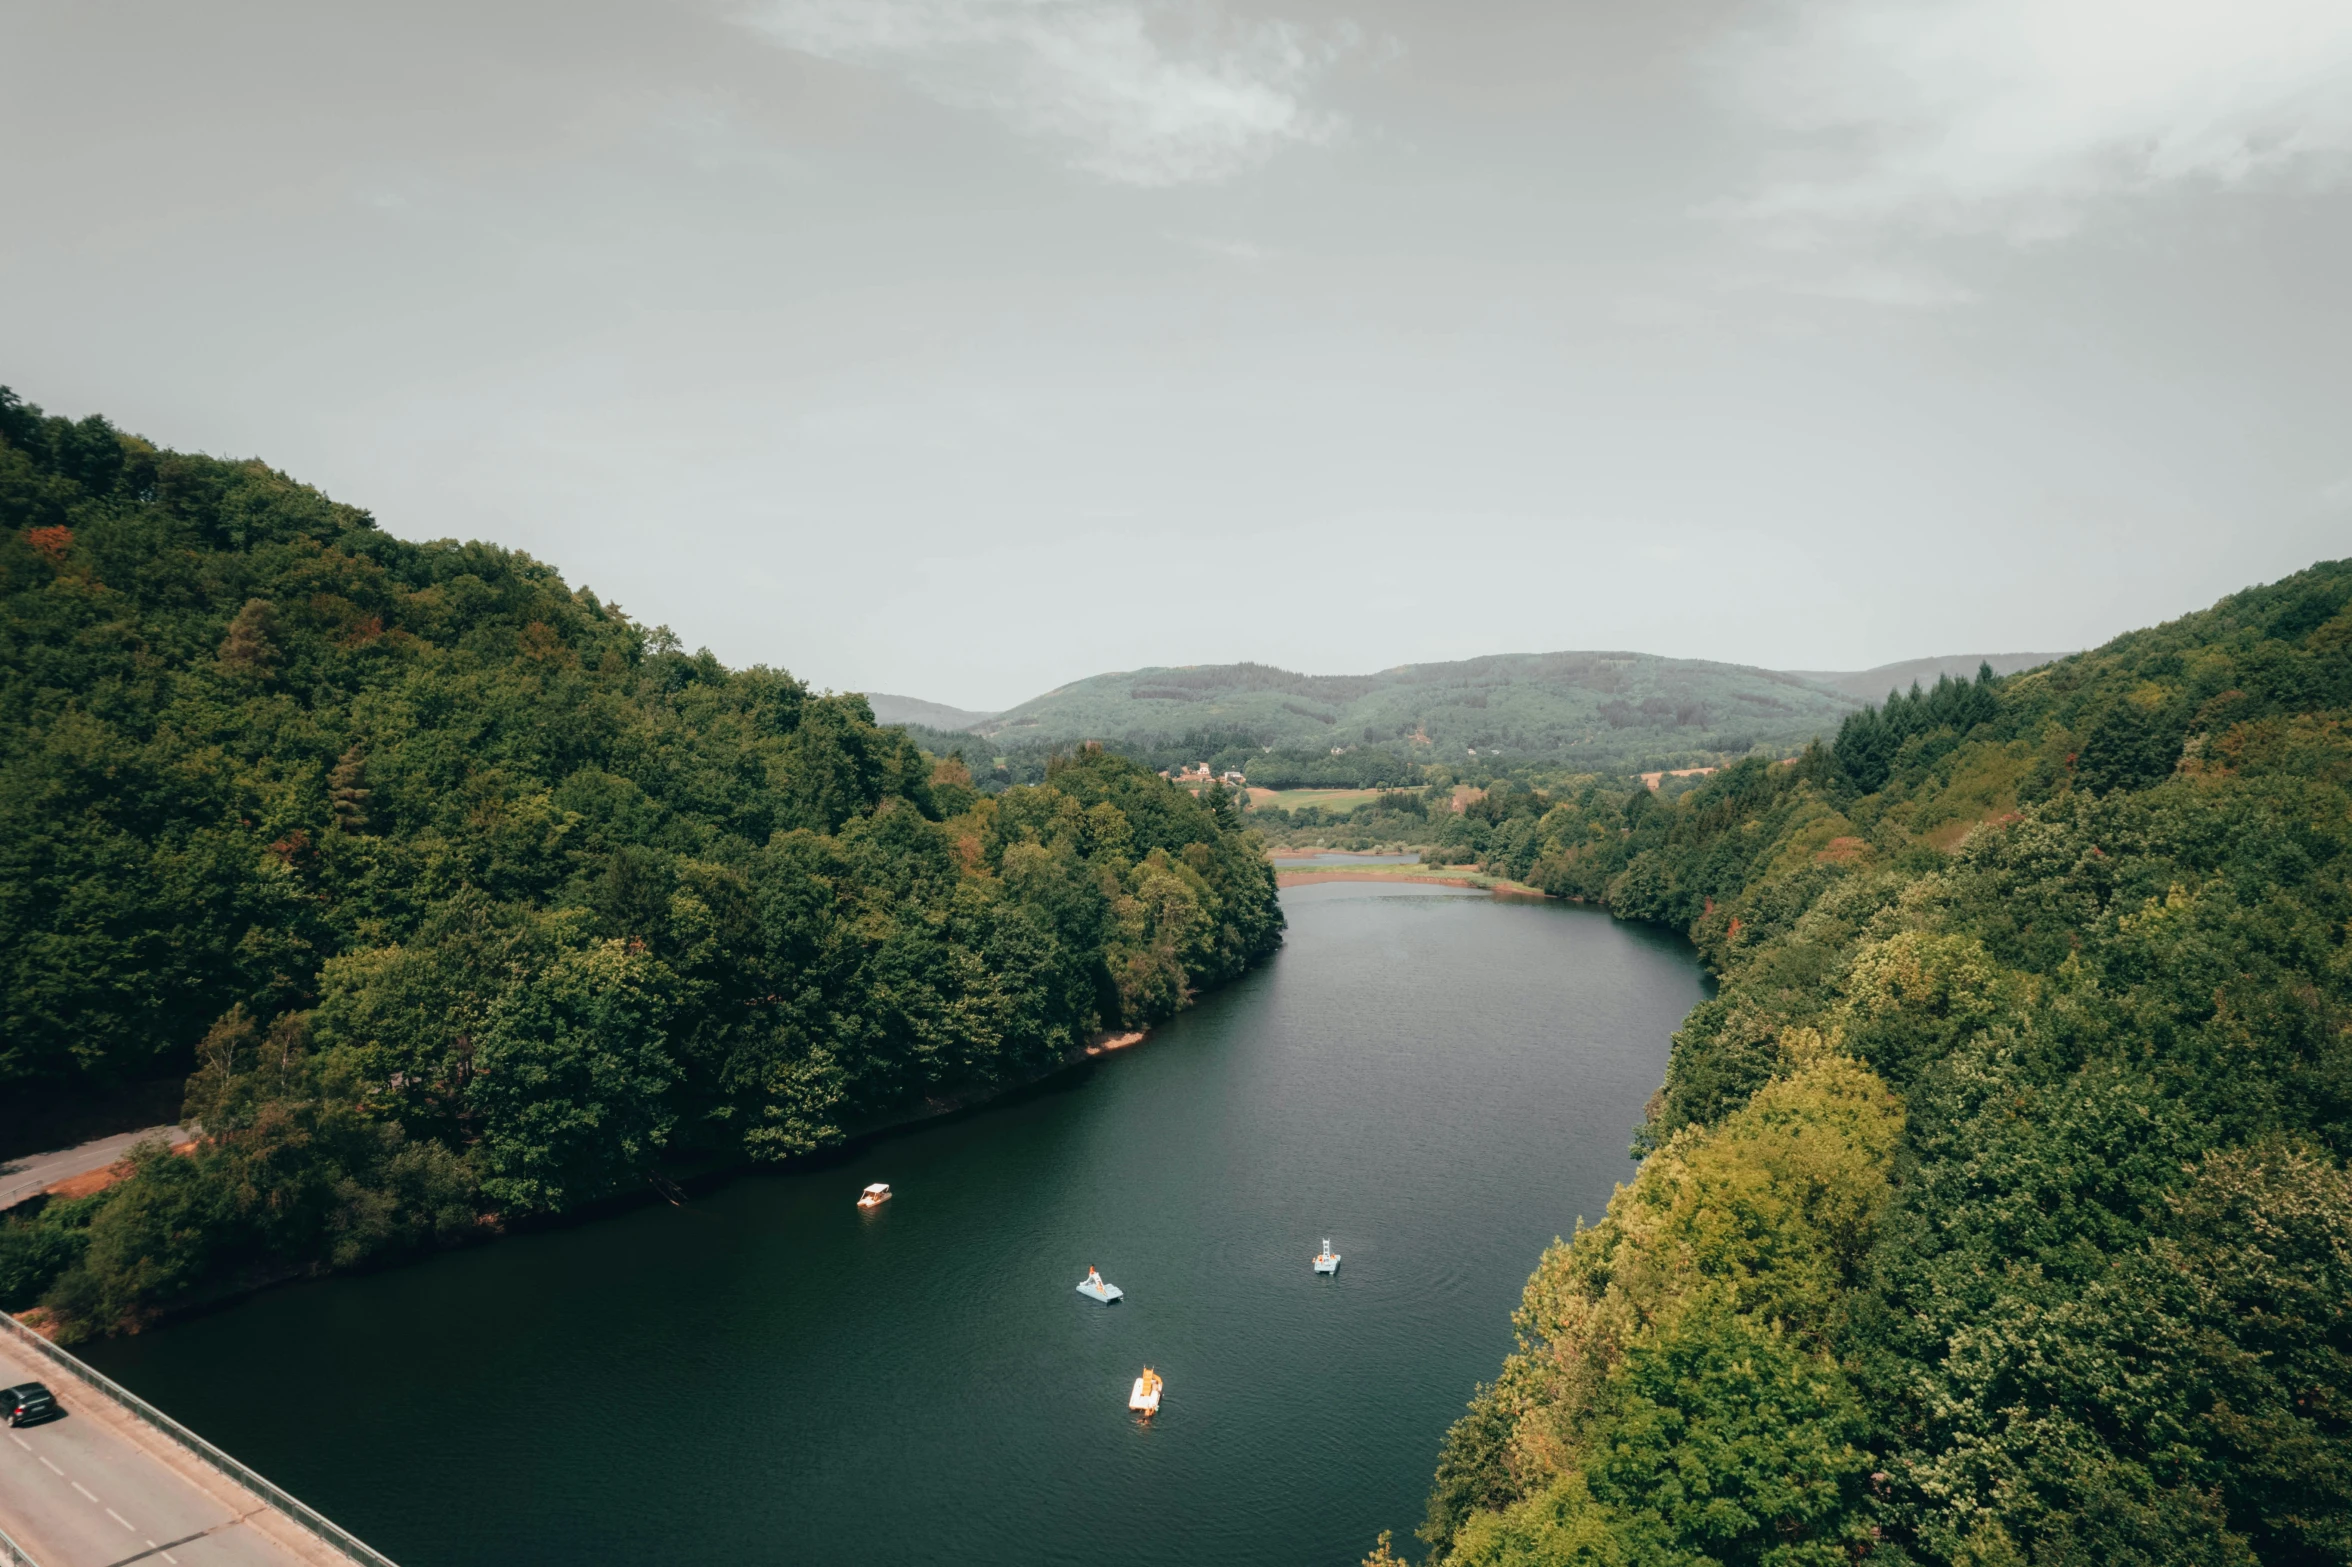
[827,1026,1155,1147]
[13,1021,1173,1342]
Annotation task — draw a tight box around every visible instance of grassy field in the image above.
[1246,787,1390,812]
[1269,861,1545,895]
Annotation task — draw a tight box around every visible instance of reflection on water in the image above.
[86,884,1704,1567]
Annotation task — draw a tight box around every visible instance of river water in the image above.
[85,884,1705,1567]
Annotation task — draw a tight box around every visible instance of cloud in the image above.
[1799,264,1977,309]
[1722,0,2352,237]
[737,0,1354,185]
[1178,232,1276,262]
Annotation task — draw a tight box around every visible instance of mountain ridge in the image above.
[1785,650,2075,702]
[862,691,1001,731]
[861,649,2069,773]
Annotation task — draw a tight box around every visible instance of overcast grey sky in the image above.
[4,0,2347,709]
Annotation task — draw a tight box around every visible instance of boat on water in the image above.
[1314,1239,1341,1274]
[856,1183,892,1209]
[1129,1367,1163,1415]
[1077,1266,1124,1304]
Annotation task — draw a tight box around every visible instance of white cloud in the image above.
[1723,0,2352,237]
[737,0,1354,185]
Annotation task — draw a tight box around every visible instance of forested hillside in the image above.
[965,654,1864,780]
[0,388,1281,1337]
[1409,560,2352,1567]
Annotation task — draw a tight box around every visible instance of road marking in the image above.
[100,1524,211,1566]
[9,1432,29,1449]
[109,1507,138,1530]
[74,1479,101,1500]
[41,1454,64,1473]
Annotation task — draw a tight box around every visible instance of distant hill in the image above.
[868,651,2079,779]
[1784,652,2071,703]
[863,692,999,731]
[962,653,1863,770]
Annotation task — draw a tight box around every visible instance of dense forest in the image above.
[1401,561,2352,1566]
[0,388,1282,1337]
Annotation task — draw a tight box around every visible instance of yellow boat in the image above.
[1128,1367,1163,1416]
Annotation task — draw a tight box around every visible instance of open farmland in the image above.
[1246,787,1390,812]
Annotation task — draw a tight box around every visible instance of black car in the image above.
[2,1381,59,1426]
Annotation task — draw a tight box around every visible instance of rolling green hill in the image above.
[962,654,1868,773]
[1412,559,2352,1567]
[865,691,999,731]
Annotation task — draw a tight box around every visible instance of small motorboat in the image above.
[1129,1367,1163,1415]
[1077,1266,1124,1304]
[856,1183,892,1209]
[1313,1239,1340,1274]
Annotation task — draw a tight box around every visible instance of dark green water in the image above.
[85,885,1705,1566]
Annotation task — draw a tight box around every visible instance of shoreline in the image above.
[822,1025,1154,1148]
[17,1022,1169,1342]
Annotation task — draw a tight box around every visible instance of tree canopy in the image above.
[0,387,1282,1335]
[1420,559,2352,1566]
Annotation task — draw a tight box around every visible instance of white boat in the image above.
[1313,1239,1340,1274]
[856,1183,892,1209]
[1077,1266,1124,1304]
[1129,1367,1163,1415]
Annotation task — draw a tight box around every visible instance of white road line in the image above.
[162,1555,180,1565]
[8,1432,28,1449]
[40,1454,64,1474]
[108,1506,137,1530]
[72,1479,99,1501]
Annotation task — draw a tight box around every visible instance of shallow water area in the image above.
[85,884,1705,1567]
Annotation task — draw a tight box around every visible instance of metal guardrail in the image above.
[0,1520,38,1567]
[0,1312,398,1566]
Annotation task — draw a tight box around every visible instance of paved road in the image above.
[0,1331,342,1567]
[0,1128,185,1212]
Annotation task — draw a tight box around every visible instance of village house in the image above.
[1159,762,1246,789]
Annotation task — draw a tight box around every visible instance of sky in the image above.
[3,0,2348,711]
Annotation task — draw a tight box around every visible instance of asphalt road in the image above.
[0,1128,185,1212]
[0,1332,338,1567]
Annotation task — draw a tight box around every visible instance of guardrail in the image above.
[0,1312,398,1566]
[0,1520,38,1567]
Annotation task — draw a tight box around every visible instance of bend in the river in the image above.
[86,883,1707,1567]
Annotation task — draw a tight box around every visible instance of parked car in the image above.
[2,1381,59,1426]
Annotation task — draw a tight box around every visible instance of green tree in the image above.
[469,934,682,1211]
